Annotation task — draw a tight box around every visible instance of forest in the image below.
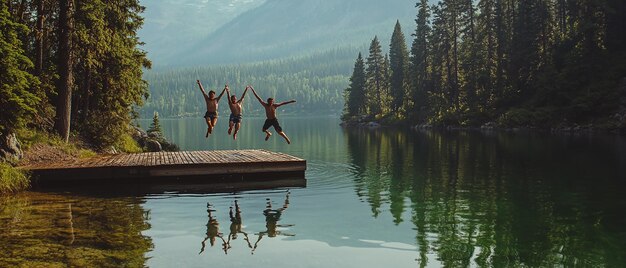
[344,0,626,129]
[1,0,149,149]
[140,48,359,118]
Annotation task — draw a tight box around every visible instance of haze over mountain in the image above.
[139,0,266,65]
[139,0,422,66]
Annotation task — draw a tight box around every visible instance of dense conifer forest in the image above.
[343,0,626,129]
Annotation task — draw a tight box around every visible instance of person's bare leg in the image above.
[233,123,240,140]
[228,121,234,135]
[209,118,217,134]
[205,118,212,138]
[264,130,272,141]
[277,131,291,144]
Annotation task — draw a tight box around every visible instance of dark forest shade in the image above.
[2,0,150,148]
[344,0,626,128]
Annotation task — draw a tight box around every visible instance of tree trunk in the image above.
[35,0,44,76]
[55,0,74,143]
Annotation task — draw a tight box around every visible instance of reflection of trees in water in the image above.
[0,193,153,267]
[199,191,294,255]
[344,128,626,267]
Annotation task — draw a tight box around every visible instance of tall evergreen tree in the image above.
[389,20,409,116]
[476,0,497,111]
[409,0,431,122]
[344,53,366,117]
[0,2,40,135]
[73,0,151,147]
[365,36,388,117]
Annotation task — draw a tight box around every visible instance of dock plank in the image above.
[22,149,306,183]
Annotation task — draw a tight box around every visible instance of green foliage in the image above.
[72,0,151,148]
[0,163,30,193]
[0,3,40,134]
[115,133,143,153]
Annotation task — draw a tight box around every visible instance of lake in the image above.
[2,117,626,267]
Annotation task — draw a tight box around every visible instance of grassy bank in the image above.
[0,163,30,194]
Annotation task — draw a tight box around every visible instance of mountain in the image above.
[145,0,420,66]
[138,0,266,65]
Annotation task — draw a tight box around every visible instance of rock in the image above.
[366,122,381,129]
[148,131,162,139]
[146,139,162,152]
[481,122,497,130]
[132,126,148,139]
[0,133,23,163]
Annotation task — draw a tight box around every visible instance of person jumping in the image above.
[197,80,226,138]
[226,85,249,140]
[250,86,296,144]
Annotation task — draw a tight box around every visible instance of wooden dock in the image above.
[23,150,306,190]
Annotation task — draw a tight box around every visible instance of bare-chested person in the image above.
[225,85,249,140]
[250,87,296,144]
[197,80,226,138]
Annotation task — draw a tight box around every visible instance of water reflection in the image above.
[0,193,153,267]
[198,191,294,255]
[344,128,626,267]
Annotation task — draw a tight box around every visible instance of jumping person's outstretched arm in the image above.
[197,80,208,97]
[250,87,266,106]
[225,85,231,102]
[216,85,227,102]
[238,86,249,103]
[276,100,296,107]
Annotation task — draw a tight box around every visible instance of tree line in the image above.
[1,0,149,148]
[141,49,359,118]
[344,0,626,128]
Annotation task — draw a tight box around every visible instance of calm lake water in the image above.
[2,117,626,267]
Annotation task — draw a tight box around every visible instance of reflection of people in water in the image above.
[224,200,254,254]
[251,191,294,254]
[199,202,226,254]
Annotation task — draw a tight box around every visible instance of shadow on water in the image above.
[343,127,626,267]
[33,175,306,198]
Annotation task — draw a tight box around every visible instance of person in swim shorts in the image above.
[197,80,226,138]
[225,85,249,140]
[249,86,296,144]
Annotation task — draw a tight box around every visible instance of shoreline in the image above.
[340,119,626,135]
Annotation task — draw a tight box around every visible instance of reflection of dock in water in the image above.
[23,150,306,194]
[199,192,294,255]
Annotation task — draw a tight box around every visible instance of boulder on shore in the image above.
[366,122,381,129]
[0,133,23,163]
[146,139,162,152]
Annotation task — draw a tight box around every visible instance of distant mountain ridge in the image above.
[162,0,420,66]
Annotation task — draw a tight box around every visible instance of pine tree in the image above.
[74,0,151,147]
[148,111,162,134]
[0,3,40,135]
[365,36,388,117]
[389,20,409,116]
[344,53,366,117]
[410,0,431,122]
